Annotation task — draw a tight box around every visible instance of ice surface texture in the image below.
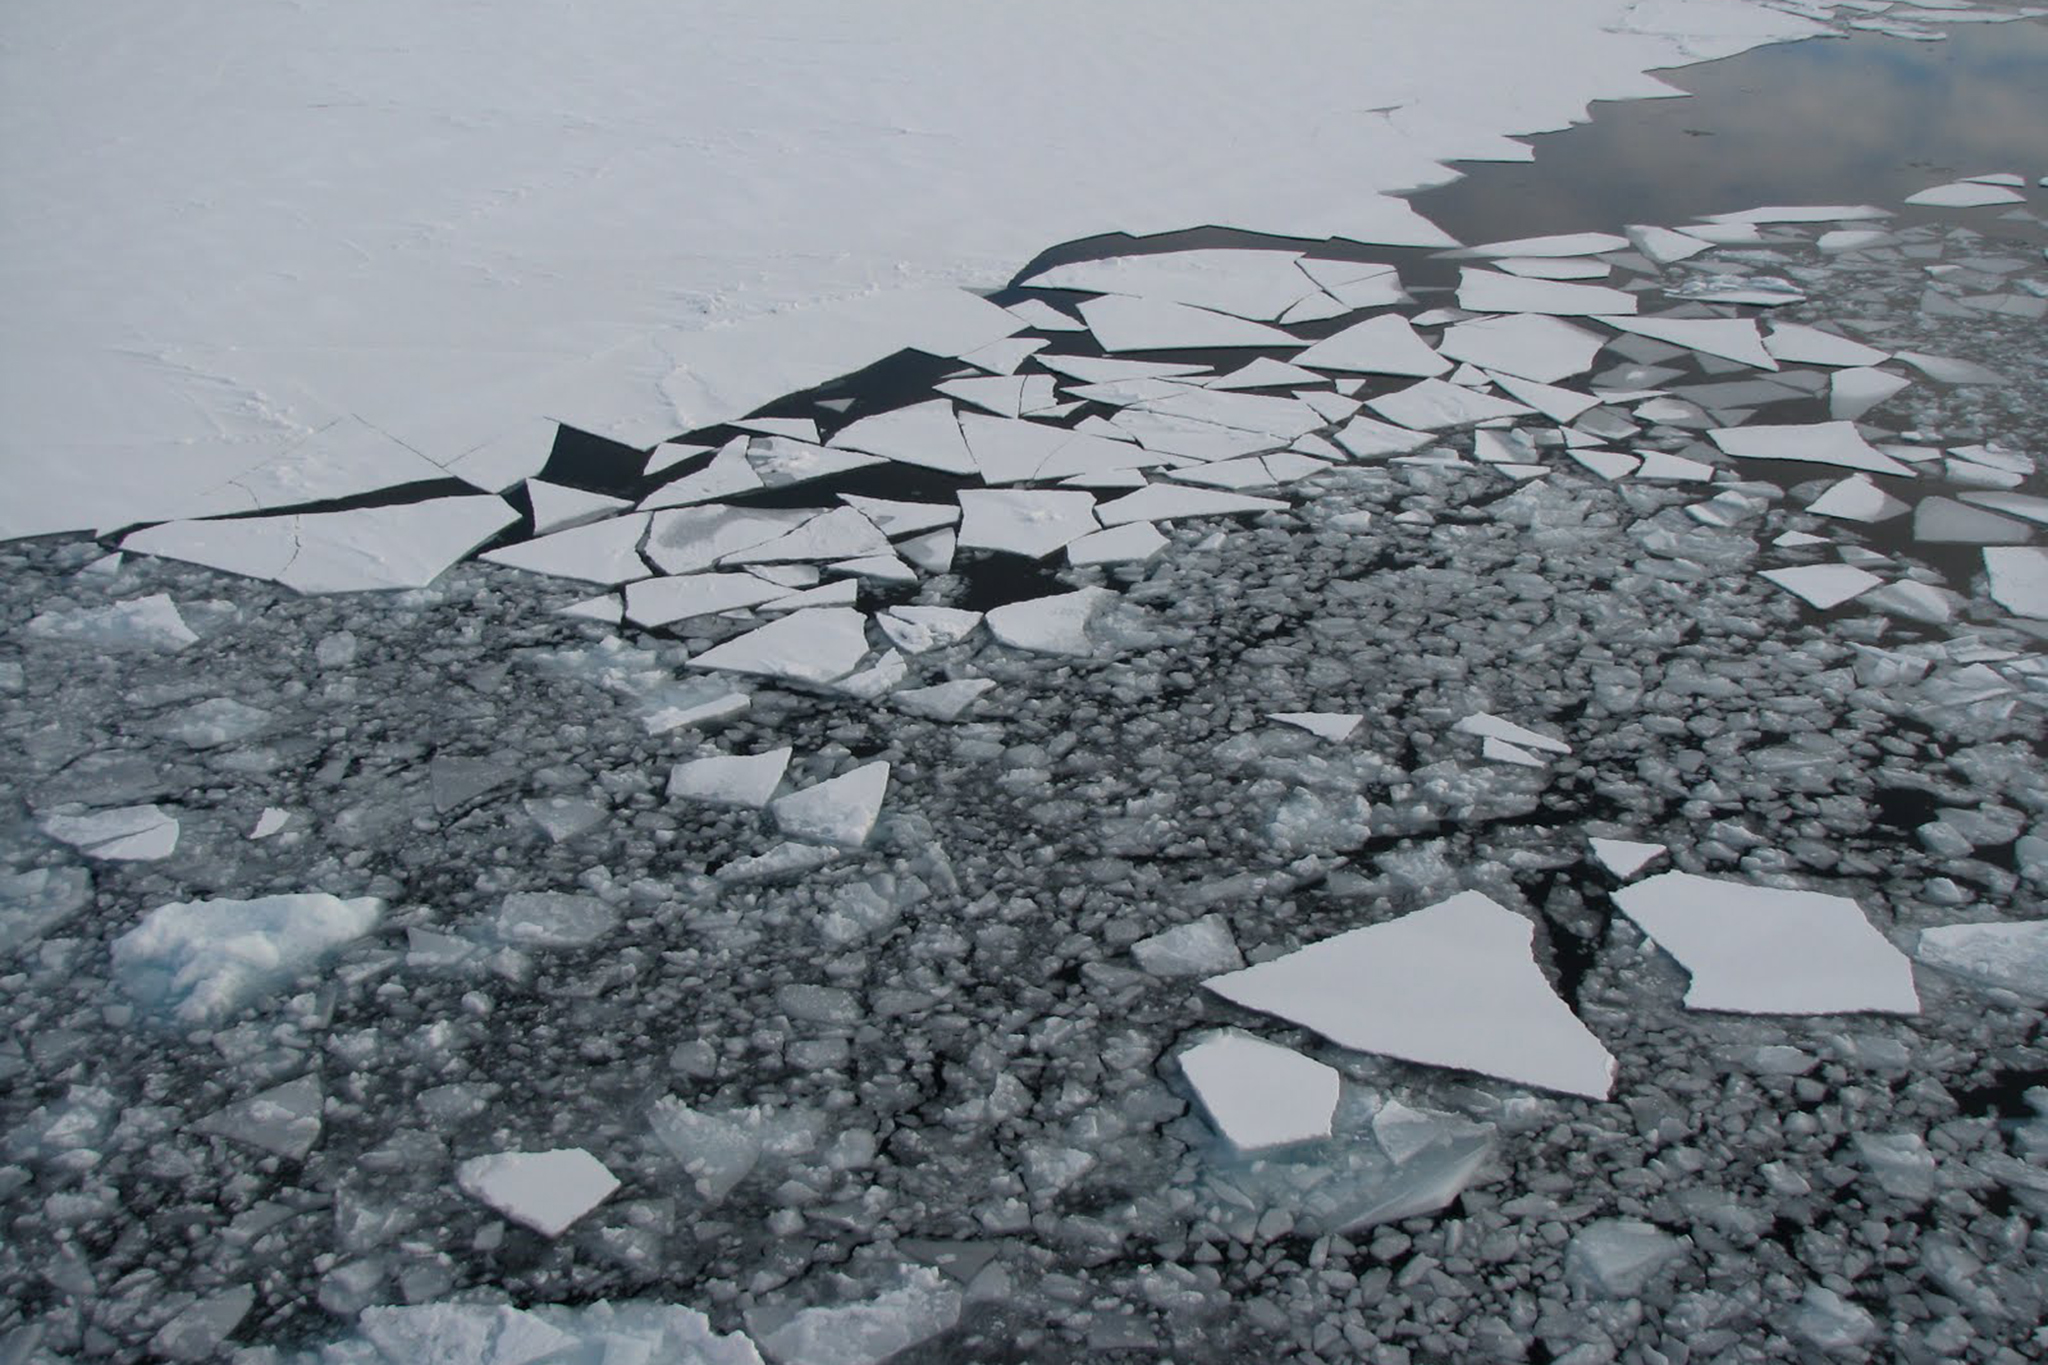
[112,893,384,1024]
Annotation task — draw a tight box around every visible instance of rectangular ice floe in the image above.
[1365,379,1532,430]
[1293,315,1449,377]
[1179,1031,1339,1152]
[1912,497,2032,544]
[1437,314,1605,383]
[1611,872,1919,1014]
[1709,422,1914,476]
[1201,891,1616,1099]
[1078,295,1296,352]
[1455,268,1636,316]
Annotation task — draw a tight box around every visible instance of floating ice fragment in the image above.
[1895,351,2007,385]
[113,893,383,1023]
[733,417,819,443]
[455,1149,619,1238]
[837,495,960,537]
[1453,712,1571,755]
[1709,422,1912,476]
[1334,415,1434,458]
[1984,547,2048,616]
[1905,180,2027,208]
[1566,1220,1686,1298]
[649,1097,762,1203]
[150,1287,257,1363]
[750,1266,962,1365]
[1762,323,1888,368]
[640,438,764,510]
[1462,231,1629,258]
[1611,872,1918,1014]
[724,508,892,565]
[1490,374,1603,423]
[956,489,1100,558]
[1482,737,1543,767]
[1094,485,1286,526]
[1202,891,1617,1099]
[1023,249,1321,321]
[23,593,197,651]
[1210,357,1322,390]
[525,480,629,535]
[1916,920,2048,998]
[492,891,618,949]
[1790,1287,1878,1354]
[1760,563,1882,609]
[0,868,93,951]
[1606,315,1777,370]
[892,678,995,722]
[1808,476,1909,523]
[1270,712,1362,742]
[1179,1031,1338,1151]
[1591,838,1666,879]
[1570,448,1639,480]
[936,373,1055,418]
[1625,225,1713,264]
[770,762,889,848]
[1437,314,1604,383]
[1496,256,1611,280]
[1632,451,1713,482]
[195,1075,324,1159]
[1959,491,2048,526]
[1365,379,1532,430]
[1667,274,1804,306]
[483,513,651,586]
[1829,366,1911,419]
[249,808,290,839]
[1913,497,2031,544]
[1703,205,1889,224]
[1294,315,1448,377]
[984,587,1116,655]
[690,608,871,684]
[1455,268,1636,316]
[1133,915,1245,976]
[876,607,981,654]
[749,437,883,487]
[668,748,792,809]
[624,574,789,628]
[1078,295,1295,352]
[1006,299,1086,332]
[40,804,180,861]
[898,529,956,574]
[1067,521,1168,566]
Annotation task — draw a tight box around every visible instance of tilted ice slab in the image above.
[1807,476,1908,524]
[1762,323,1888,368]
[625,574,790,628]
[1022,249,1324,322]
[1460,230,1629,258]
[1829,367,1911,420]
[194,1075,324,1160]
[769,761,890,848]
[1133,914,1245,976]
[1984,547,2048,617]
[689,608,872,685]
[1203,891,1618,1099]
[1761,563,1883,610]
[1366,379,1531,430]
[1912,497,2031,545]
[39,804,180,861]
[1294,315,1448,377]
[1437,314,1605,384]
[1709,422,1914,476]
[527,480,629,535]
[876,605,981,653]
[1179,1031,1340,1151]
[22,594,197,651]
[642,438,764,510]
[960,412,1171,485]
[1094,485,1286,526]
[455,1148,620,1238]
[1611,872,1919,1014]
[113,893,384,1024]
[1455,268,1636,316]
[125,495,519,595]
[1079,295,1296,352]
[1915,920,2048,1000]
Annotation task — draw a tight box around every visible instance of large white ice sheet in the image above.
[1202,891,1618,1099]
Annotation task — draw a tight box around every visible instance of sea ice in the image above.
[891,678,995,722]
[194,1075,324,1160]
[1437,314,1604,383]
[1606,315,1777,369]
[0,867,93,951]
[1179,1031,1339,1151]
[1294,315,1449,377]
[1904,180,2028,208]
[1895,351,2007,385]
[492,891,618,949]
[1365,379,1532,430]
[723,508,892,565]
[23,594,197,651]
[1491,374,1603,423]
[1959,491,2048,526]
[1703,205,1889,224]
[1761,563,1883,609]
[1093,485,1286,526]
[625,574,791,628]
[1829,366,1912,419]
[750,1266,962,1365]
[936,372,1056,418]
[1482,737,1543,766]
[769,762,890,848]
[956,489,1101,558]
[1566,1220,1686,1298]
[482,513,652,585]
[1983,547,2048,616]
[961,412,1169,484]
[1709,422,1914,476]
[526,480,630,535]
[39,804,180,861]
[1807,476,1909,523]
[1463,231,1629,257]
[1271,712,1363,741]
[1202,891,1617,1099]
[1915,920,2048,998]
[984,587,1115,655]
[1133,915,1246,976]
[1067,521,1169,566]
[875,607,981,655]
[455,1149,620,1238]
[690,608,872,685]
[1591,838,1667,878]
[1453,712,1571,755]
[1078,295,1295,352]
[641,438,765,510]
[1455,268,1636,316]
[1023,249,1322,321]
[112,893,383,1024]
[838,495,960,537]
[1210,357,1322,389]
[1611,872,1919,1014]
[668,748,793,808]
[1625,225,1713,264]
[1912,497,2032,544]
[1496,256,1611,279]
[1762,323,1888,368]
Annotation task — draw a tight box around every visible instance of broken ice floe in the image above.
[956,489,1100,558]
[1590,838,1667,879]
[1915,920,2048,999]
[1179,1031,1340,1151]
[690,608,872,685]
[748,1265,962,1365]
[455,1148,620,1238]
[1453,712,1572,756]
[1132,914,1245,976]
[112,893,384,1024]
[1203,891,1617,1099]
[22,593,198,651]
[768,761,890,848]
[491,891,619,949]
[1983,546,2048,616]
[39,803,180,861]
[194,1075,324,1160]
[1611,872,1919,1014]
[1270,712,1363,742]
[1760,564,1883,609]
[983,587,1114,655]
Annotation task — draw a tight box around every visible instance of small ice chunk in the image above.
[23,594,196,651]
[1916,920,2048,998]
[1913,497,2032,544]
[956,490,1100,558]
[194,1075,324,1160]
[1905,180,2027,207]
[1132,914,1245,976]
[1959,490,2048,526]
[113,893,383,1023]
[936,373,1055,417]
[1625,225,1713,264]
[1294,315,1449,377]
[1611,872,1919,1014]
[558,593,622,623]
[1270,712,1362,742]
[1078,295,1296,351]
[1761,563,1882,609]
[769,762,889,848]
[1774,531,1828,548]
[1570,448,1641,480]
[40,804,179,861]
[1567,1220,1686,1298]
[1829,366,1911,419]
[1453,712,1571,755]
[1067,521,1168,566]
[1179,1031,1338,1151]
[1455,268,1637,316]
[0,867,93,950]
[892,678,995,722]
[1006,298,1086,332]
[1808,476,1909,523]
[668,748,793,808]
[492,891,618,949]
[1703,204,1889,224]
[1437,314,1604,384]
[525,480,630,535]
[877,606,981,653]
[1606,315,1777,370]
[751,1266,962,1365]
[649,1097,762,1202]
[898,529,956,574]
[984,587,1115,655]
[1365,380,1532,430]
[1203,891,1617,1099]
[483,513,652,586]
[690,608,872,684]
[522,797,605,843]
[1984,546,2048,616]
[1591,838,1666,879]
[160,697,273,749]
[1710,421,1912,476]
[1790,1288,1878,1353]
[1632,451,1713,482]
[455,1149,619,1238]
[1763,324,1888,368]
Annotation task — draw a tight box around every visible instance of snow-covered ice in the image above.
[1591,837,1667,879]
[112,893,384,1024]
[1915,920,2048,999]
[1179,1031,1340,1151]
[768,762,890,848]
[39,804,180,862]
[455,1149,621,1238]
[690,608,872,685]
[1760,563,1884,609]
[1710,421,1914,476]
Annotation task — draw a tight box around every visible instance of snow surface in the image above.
[1179,1031,1341,1151]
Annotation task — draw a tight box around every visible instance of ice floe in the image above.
[1022,249,1324,322]
[1437,314,1605,383]
[1904,180,2028,208]
[1611,872,1919,1014]
[1132,914,1245,976]
[1607,315,1777,369]
[1829,366,1912,419]
[112,893,384,1024]
[1294,315,1449,377]
[1912,496,2032,544]
[956,489,1101,558]
[984,587,1115,655]
[1067,521,1169,567]
[1202,891,1617,1099]
[668,748,792,809]
[194,1075,325,1160]
[1760,563,1883,609]
[1983,546,2048,616]
[1365,379,1532,430]
[1455,268,1637,316]
[1807,475,1909,523]
[39,804,180,861]
[1271,712,1363,742]
[483,512,652,585]
[455,1148,620,1238]
[1179,1031,1340,1151]
[23,594,197,651]
[690,608,872,685]
[1094,485,1286,526]
[1915,920,2048,999]
[1453,712,1571,755]
[1590,838,1667,879]
[769,762,890,848]
[1709,421,1914,476]
[1078,295,1295,352]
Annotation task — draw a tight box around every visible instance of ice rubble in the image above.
[749,1266,962,1365]
[1915,920,2048,998]
[22,593,197,650]
[1179,1031,1340,1151]
[1611,873,1920,1014]
[111,893,384,1024]
[1203,891,1617,1099]
[193,1075,325,1160]
[455,1148,621,1238]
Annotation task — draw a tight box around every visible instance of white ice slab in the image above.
[751,1266,961,1365]
[1703,205,1889,224]
[1912,497,2032,544]
[1959,491,2048,526]
[723,508,892,565]
[1761,563,1883,609]
[1591,838,1666,879]
[769,761,890,848]
[877,606,982,653]
[1437,314,1605,383]
[250,808,290,840]
[1762,324,1888,368]
[668,747,792,808]
[1202,891,1618,1099]
[1208,357,1323,390]
[1463,231,1628,258]
[1299,259,1409,309]
[1366,380,1532,430]
[1094,485,1286,526]
[1568,447,1639,480]
[1456,269,1636,316]
[1134,386,1325,439]
[1294,315,1449,377]
[1453,711,1571,754]
[1709,422,1914,476]
[1984,547,2048,616]
[1079,295,1296,352]
[892,678,995,722]
[690,608,871,684]
[1035,356,1211,384]
[40,804,180,861]
[645,506,811,575]
[1611,872,1919,1014]
[525,481,631,536]
[1625,225,1713,264]
[898,528,956,574]
[1180,1031,1339,1151]
[483,512,651,585]
[1272,712,1363,741]
[936,373,1055,418]
[837,495,960,537]
[1132,914,1244,976]
[112,893,383,1024]
[1916,920,2048,999]
[959,336,1048,375]
[1482,737,1543,767]
[732,416,819,443]
[961,412,1170,484]
[1496,256,1611,280]
[1667,274,1804,307]
[1829,367,1911,420]
[127,495,520,595]
[749,436,884,487]
[1023,249,1320,321]
[955,489,1100,558]
[1606,315,1777,370]
[455,1149,620,1238]
[1896,351,2007,385]
[1067,521,1169,566]
[1904,180,2027,208]
[640,438,764,510]
[625,574,787,628]
[984,586,1115,655]
[1489,374,1603,423]
[1808,476,1909,523]
[1333,415,1434,458]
